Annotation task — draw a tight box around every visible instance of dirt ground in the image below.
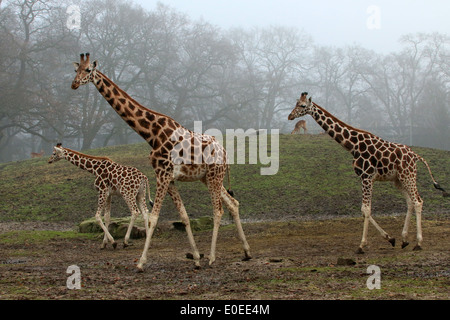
[0,215,449,301]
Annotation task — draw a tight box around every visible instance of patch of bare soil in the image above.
[0,216,449,301]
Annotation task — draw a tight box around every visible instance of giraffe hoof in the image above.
[388,238,396,247]
[186,253,204,260]
[136,265,145,273]
[413,245,422,251]
[242,255,252,261]
[123,243,129,248]
[355,247,365,254]
[112,242,117,249]
[401,241,409,249]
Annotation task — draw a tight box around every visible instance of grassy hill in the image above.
[1,134,449,223]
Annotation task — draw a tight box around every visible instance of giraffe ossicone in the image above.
[288,92,447,253]
[71,53,251,271]
[48,143,153,249]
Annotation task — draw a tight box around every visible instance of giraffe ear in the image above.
[91,60,98,69]
[73,62,80,71]
[309,97,312,103]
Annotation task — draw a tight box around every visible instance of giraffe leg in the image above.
[394,180,414,249]
[167,182,201,268]
[123,192,141,248]
[357,179,393,254]
[221,186,252,261]
[208,183,224,266]
[357,203,371,254]
[136,176,170,272]
[96,193,116,249]
[407,183,424,251]
[396,176,424,250]
[137,186,150,236]
[413,199,424,251]
[123,208,139,248]
[102,195,112,248]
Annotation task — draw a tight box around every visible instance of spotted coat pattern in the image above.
[71,53,251,270]
[48,144,153,249]
[289,92,445,252]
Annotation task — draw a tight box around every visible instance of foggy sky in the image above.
[136,0,450,53]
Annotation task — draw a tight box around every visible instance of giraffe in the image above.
[288,92,447,253]
[71,53,251,270]
[291,120,307,135]
[31,150,45,158]
[48,143,153,249]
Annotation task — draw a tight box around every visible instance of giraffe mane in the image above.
[96,71,177,122]
[312,102,375,137]
[63,147,112,162]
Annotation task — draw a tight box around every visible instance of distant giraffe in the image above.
[288,92,447,253]
[291,120,307,134]
[31,150,44,158]
[71,53,251,270]
[48,143,153,249]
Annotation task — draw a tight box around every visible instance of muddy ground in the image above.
[0,215,449,301]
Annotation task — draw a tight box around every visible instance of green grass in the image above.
[1,134,449,223]
[0,230,98,245]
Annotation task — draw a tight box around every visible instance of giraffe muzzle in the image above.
[71,81,80,90]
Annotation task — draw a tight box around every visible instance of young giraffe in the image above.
[71,53,251,270]
[48,143,153,249]
[291,120,307,134]
[288,92,447,253]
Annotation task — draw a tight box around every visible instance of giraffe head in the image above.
[48,143,65,163]
[288,92,313,121]
[71,53,98,90]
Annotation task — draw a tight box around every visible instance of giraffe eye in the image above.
[85,68,91,72]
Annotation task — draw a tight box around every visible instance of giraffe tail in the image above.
[226,164,234,197]
[418,156,449,197]
[146,178,154,207]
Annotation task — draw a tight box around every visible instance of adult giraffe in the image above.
[71,53,251,270]
[288,92,447,253]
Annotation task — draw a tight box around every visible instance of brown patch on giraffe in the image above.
[127,120,136,128]
[157,117,166,127]
[343,129,350,139]
[151,124,161,137]
[367,145,376,154]
[139,118,151,129]
[343,141,353,150]
[146,112,155,122]
[163,128,174,138]
[167,119,177,130]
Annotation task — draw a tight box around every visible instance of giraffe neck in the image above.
[92,70,181,150]
[62,148,109,175]
[309,103,366,152]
